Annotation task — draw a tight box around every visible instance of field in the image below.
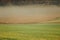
[0,24,60,40]
[0,2,60,40]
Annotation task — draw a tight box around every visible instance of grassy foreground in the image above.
[0,24,60,40]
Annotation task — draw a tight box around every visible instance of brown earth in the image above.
[0,5,60,23]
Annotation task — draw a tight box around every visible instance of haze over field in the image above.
[0,5,60,23]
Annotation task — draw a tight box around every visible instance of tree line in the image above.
[0,0,60,6]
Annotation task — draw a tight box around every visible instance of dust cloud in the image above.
[0,5,60,23]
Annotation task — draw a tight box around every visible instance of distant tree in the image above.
[0,0,60,6]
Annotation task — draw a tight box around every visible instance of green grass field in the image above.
[0,24,60,40]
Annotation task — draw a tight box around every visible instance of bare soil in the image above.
[0,5,60,23]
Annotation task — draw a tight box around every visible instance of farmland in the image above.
[0,24,60,40]
[0,4,60,40]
